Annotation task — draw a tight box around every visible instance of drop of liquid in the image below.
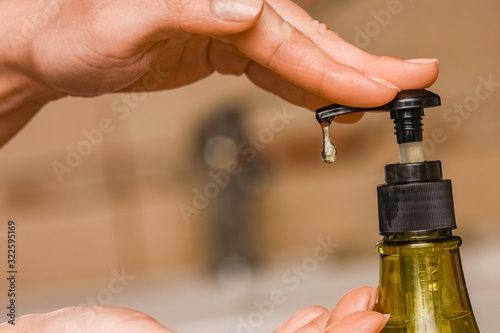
[320,121,336,164]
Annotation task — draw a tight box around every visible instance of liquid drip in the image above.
[320,121,336,164]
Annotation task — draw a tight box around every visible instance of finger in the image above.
[244,60,365,123]
[153,0,265,36]
[244,61,333,110]
[265,0,439,89]
[208,41,364,122]
[326,286,377,326]
[244,63,365,122]
[102,0,265,45]
[229,3,400,108]
[354,57,439,90]
[293,287,376,333]
[208,40,332,111]
[326,311,388,333]
[274,306,328,333]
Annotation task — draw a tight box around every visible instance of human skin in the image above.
[0,0,437,330]
[0,287,389,333]
[0,0,438,147]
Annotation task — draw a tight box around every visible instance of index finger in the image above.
[265,0,439,90]
[227,2,400,107]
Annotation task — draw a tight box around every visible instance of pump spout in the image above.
[315,89,441,164]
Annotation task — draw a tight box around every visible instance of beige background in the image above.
[0,0,499,331]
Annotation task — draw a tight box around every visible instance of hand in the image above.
[0,306,175,333]
[0,0,438,145]
[275,287,388,333]
[1,287,386,333]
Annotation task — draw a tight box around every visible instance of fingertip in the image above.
[354,87,399,108]
[325,311,388,333]
[325,286,376,326]
[360,56,439,91]
[321,72,400,108]
[404,58,439,65]
[425,62,440,87]
[397,59,440,89]
[403,59,440,88]
[338,286,375,310]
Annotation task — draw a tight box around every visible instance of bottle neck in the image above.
[383,230,453,242]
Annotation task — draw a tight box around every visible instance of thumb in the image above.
[160,0,265,35]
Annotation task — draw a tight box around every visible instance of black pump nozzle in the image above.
[316,90,456,234]
[316,89,441,145]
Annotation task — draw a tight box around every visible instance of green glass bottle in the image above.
[375,161,480,333]
[315,90,481,333]
[376,231,480,332]
[373,94,481,332]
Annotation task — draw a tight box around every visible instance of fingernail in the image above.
[404,58,439,64]
[377,314,391,331]
[366,76,401,91]
[212,0,264,21]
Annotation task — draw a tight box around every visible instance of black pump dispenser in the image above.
[315,89,440,125]
[317,90,481,332]
[316,89,457,235]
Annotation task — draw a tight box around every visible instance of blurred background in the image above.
[1,0,499,331]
